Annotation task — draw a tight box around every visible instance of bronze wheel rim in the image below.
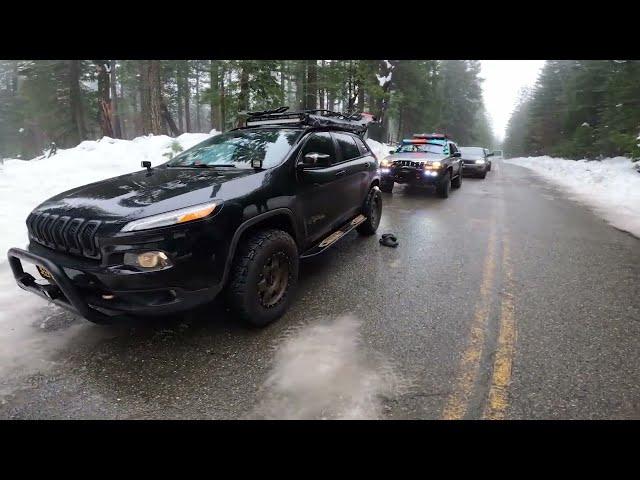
[257,252,289,308]
[370,194,381,229]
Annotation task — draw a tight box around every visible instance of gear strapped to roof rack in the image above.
[243,106,378,134]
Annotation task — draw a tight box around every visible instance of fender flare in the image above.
[221,208,301,285]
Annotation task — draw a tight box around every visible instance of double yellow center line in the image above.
[442,205,517,420]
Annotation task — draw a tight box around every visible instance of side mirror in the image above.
[486,152,494,157]
[453,152,461,158]
[299,152,331,169]
[141,160,152,174]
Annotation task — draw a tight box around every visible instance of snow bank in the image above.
[506,156,640,237]
[0,132,215,263]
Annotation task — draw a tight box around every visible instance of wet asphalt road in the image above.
[1,159,639,419]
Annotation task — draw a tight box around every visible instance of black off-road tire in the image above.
[227,229,298,327]
[451,171,462,189]
[380,181,394,193]
[478,171,487,179]
[357,186,383,236]
[487,163,492,171]
[436,172,451,198]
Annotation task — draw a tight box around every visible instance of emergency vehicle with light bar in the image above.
[379,133,463,197]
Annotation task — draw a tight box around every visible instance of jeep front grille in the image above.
[393,160,424,169]
[27,212,102,259]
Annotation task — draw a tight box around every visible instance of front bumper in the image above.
[7,247,222,323]
[380,167,443,185]
[462,163,487,175]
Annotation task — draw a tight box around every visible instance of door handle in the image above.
[335,170,347,177]
[364,162,370,168]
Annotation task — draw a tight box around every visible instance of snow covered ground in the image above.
[506,156,640,238]
[0,132,391,264]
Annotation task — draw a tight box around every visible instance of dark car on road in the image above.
[7,108,382,327]
[379,133,463,198]
[459,146,494,178]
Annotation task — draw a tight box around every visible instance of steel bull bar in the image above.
[7,247,115,323]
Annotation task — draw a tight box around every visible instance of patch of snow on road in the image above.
[0,263,120,400]
[506,156,640,238]
[250,315,408,419]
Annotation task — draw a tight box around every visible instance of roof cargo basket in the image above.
[243,106,378,135]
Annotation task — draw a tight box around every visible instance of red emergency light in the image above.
[413,133,447,139]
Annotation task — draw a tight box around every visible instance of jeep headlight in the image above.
[426,161,442,169]
[381,158,392,167]
[124,251,171,269]
[121,201,219,232]
[475,159,485,164]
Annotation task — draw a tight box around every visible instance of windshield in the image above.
[167,128,303,169]
[396,143,444,154]
[460,147,485,156]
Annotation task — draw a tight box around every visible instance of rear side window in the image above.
[300,132,337,163]
[333,133,362,161]
[352,136,369,155]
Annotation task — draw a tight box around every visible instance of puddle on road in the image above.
[250,315,408,420]
[0,263,115,399]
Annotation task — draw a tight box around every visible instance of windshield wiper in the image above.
[168,163,237,169]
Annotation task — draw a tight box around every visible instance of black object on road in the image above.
[380,233,399,248]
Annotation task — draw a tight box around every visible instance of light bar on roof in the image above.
[413,133,446,139]
[246,118,302,126]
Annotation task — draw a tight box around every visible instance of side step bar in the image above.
[300,214,366,259]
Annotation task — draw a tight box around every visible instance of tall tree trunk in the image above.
[209,60,219,130]
[95,61,114,137]
[296,60,306,111]
[118,79,127,138]
[286,61,293,107]
[139,60,151,135]
[147,60,164,135]
[305,60,317,110]
[161,100,181,136]
[357,81,365,112]
[109,60,122,138]
[238,63,250,112]
[68,60,87,144]
[183,60,191,132]
[176,64,184,132]
[280,60,287,105]
[318,60,325,110]
[220,65,226,132]
[195,66,201,132]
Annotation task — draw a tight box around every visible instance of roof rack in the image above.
[243,106,377,134]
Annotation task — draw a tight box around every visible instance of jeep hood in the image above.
[32,166,258,221]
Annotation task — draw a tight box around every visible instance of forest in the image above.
[0,60,496,159]
[504,60,640,160]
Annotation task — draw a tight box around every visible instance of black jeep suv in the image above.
[8,108,382,327]
[379,133,463,197]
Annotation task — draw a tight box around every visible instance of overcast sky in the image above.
[479,60,546,142]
